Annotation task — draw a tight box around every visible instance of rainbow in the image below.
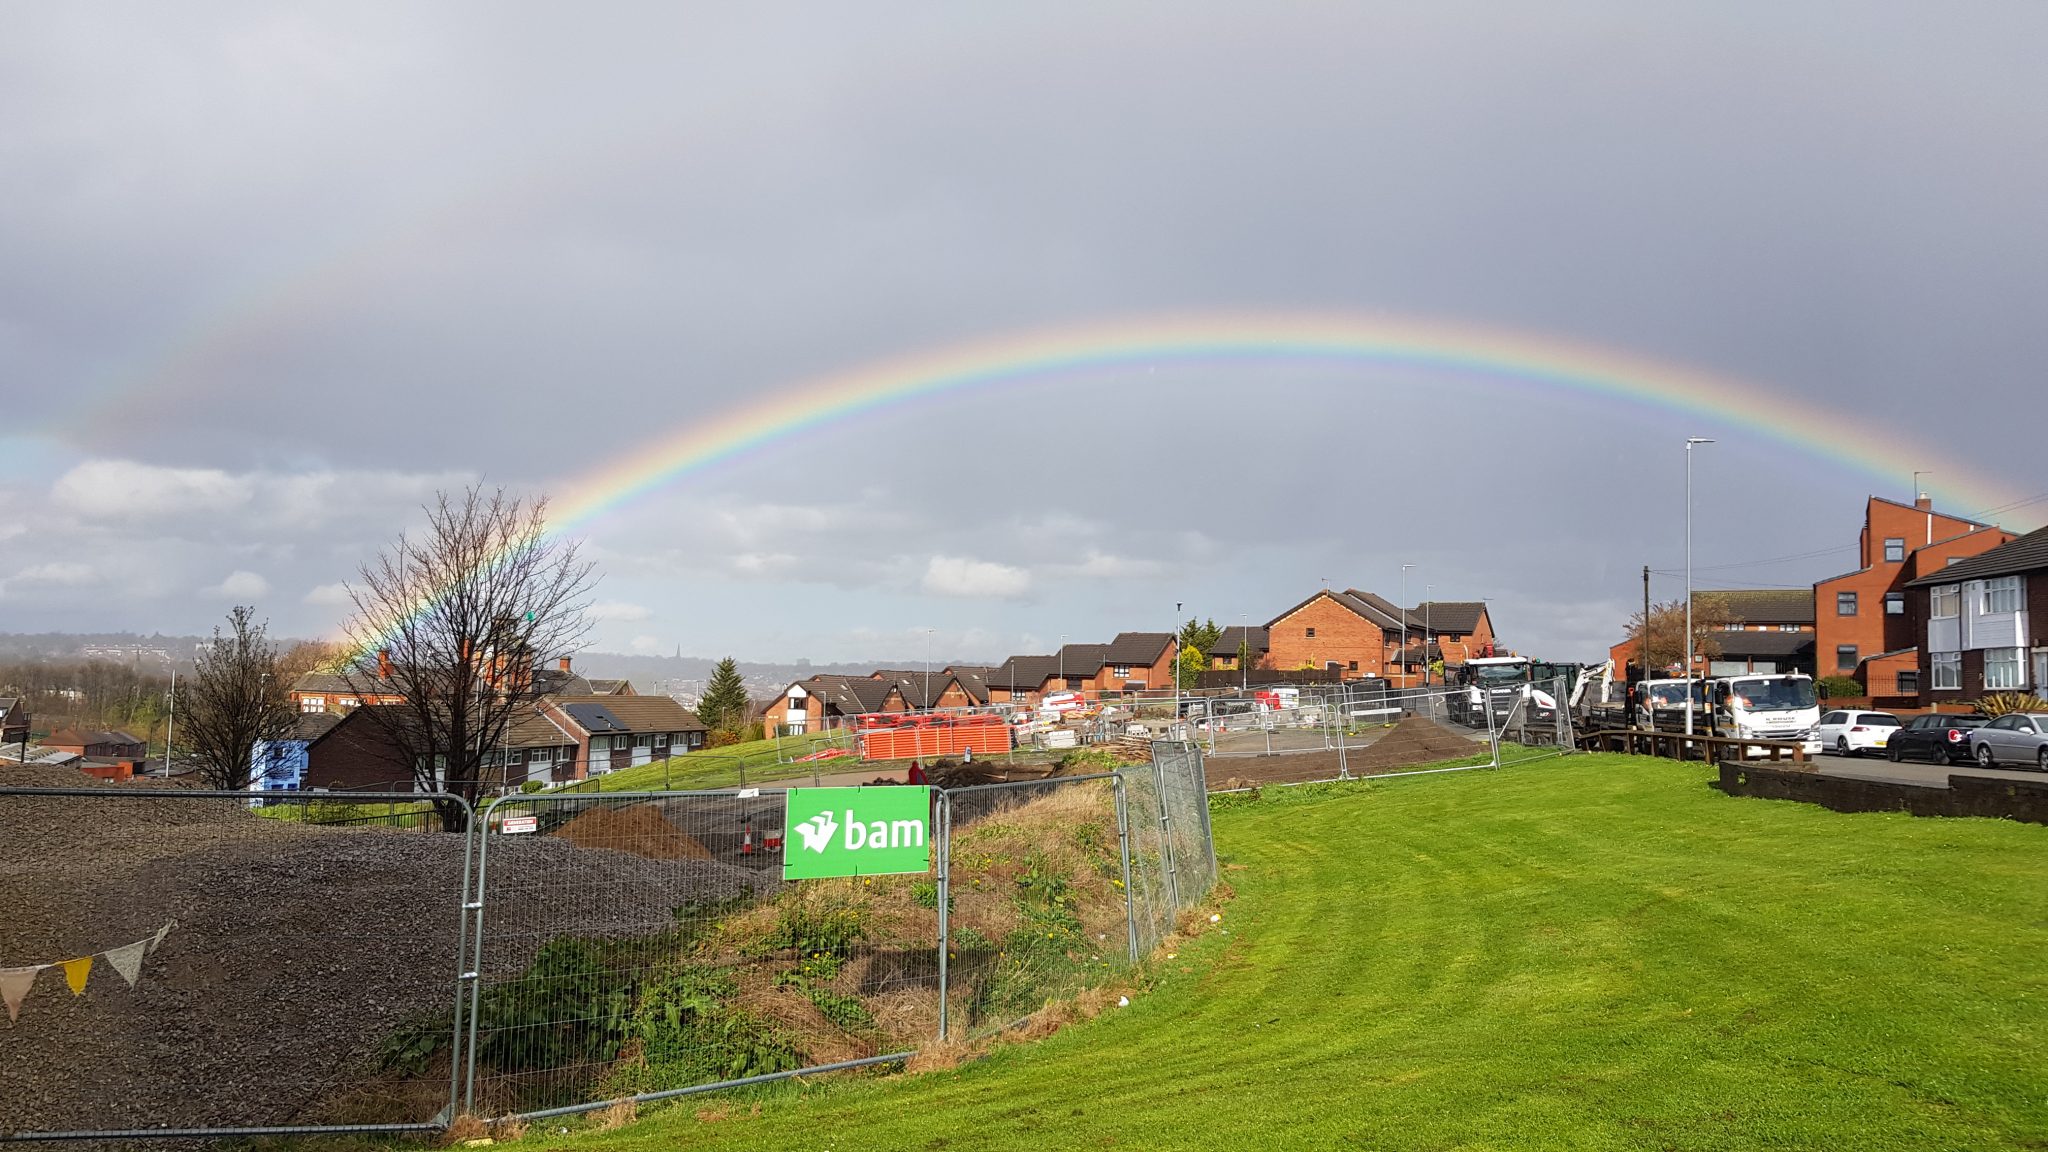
[344,311,2028,649]
[546,311,2022,531]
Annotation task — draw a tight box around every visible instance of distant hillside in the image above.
[0,634,969,689]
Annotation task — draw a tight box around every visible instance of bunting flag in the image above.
[1,966,41,1023]
[2,921,175,1024]
[102,940,148,988]
[59,956,93,995]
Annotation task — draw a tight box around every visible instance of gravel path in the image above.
[0,770,773,1136]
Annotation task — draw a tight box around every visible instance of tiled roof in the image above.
[1104,632,1174,663]
[1213,626,1270,654]
[1904,524,2048,587]
[46,728,143,747]
[1693,588,1817,625]
[584,679,634,695]
[1407,601,1488,634]
[1711,631,1817,659]
[293,671,404,696]
[504,708,580,748]
[289,712,345,742]
[549,694,706,734]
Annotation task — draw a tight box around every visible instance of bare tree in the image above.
[341,486,594,830]
[182,606,298,789]
[1623,596,1732,675]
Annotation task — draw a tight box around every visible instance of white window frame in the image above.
[1984,576,2022,615]
[1931,651,1961,690]
[1931,585,1960,619]
[1985,647,2024,690]
[300,696,325,713]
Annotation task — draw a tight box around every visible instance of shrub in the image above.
[519,780,545,794]
[1815,676,1865,700]
[750,895,867,959]
[1976,692,2048,718]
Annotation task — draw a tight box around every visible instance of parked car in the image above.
[1813,709,1901,757]
[1886,713,1990,764]
[1967,712,2048,770]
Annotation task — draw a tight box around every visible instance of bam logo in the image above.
[782,787,932,879]
[794,810,925,853]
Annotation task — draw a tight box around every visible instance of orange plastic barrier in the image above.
[858,716,1013,761]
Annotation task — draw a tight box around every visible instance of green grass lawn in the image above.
[518,754,2048,1151]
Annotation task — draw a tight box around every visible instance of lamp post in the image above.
[1239,612,1248,693]
[1423,585,1432,687]
[923,628,933,713]
[1173,602,1183,731]
[1685,437,1715,736]
[1058,634,1065,693]
[1400,563,1416,688]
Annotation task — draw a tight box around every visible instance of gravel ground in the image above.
[0,769,775,1136]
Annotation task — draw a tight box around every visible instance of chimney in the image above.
[559,656,572,673]
[377,649,393,680]
[1915,494,1932,512]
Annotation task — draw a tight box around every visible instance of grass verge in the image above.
[510,752,2048,1151]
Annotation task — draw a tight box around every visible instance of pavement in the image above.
[1811,750,2046,790]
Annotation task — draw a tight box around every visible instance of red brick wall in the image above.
[1267,595,1388,680]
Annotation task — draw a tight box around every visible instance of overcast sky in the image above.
[3,3,2045,664]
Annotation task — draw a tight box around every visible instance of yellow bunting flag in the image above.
[1,966,41,1023]
[60,955,93,995]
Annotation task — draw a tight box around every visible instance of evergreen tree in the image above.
[698,656,751,737]
[1177,617,1223,655]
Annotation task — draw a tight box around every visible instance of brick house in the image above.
[1606,588,1817,680]
[984,634,1178,703]
[762,675,897,737]
[1266,590,1494,686]
[44,728,147,762]
[292,653,629,715]
[540,695,710,778]
[1209,627,1270,672]
[1814,496,2014,695]
[1905,524,2048,704]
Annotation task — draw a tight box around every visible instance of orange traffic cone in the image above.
[740,820,756,855]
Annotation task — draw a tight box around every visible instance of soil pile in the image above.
[1352,715,1483,771]
[0,768,772,1136]
[551,803,713,860]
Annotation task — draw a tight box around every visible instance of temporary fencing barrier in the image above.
[0,788,475,1143]
[2,741,1216,1138]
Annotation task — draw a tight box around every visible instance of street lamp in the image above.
[923,628,934,712]
[1239,612,1248,693]
[1685,437,1715,736]
[1173,602,1183,730]
[1400,563,1416,688]
[1423,585,1432,687]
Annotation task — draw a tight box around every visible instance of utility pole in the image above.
[1641,565,1651,682]
[1173,602,1183,732]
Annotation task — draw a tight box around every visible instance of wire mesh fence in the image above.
[3,744,1220,1137]
[0,786,474,1143]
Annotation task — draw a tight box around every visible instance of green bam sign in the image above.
[782,786,933,880]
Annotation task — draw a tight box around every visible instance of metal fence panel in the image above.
[935,776,1127,1040]
[465,788,937,1120]
[0,786,473,1142]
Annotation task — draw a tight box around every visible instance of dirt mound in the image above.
[552,803,713,860]
[1353,715,1483,771]
[0,789,772,1137]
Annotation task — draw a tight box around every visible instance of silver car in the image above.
[1968,712,2048,771]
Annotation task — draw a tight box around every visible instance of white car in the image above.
[1814,709,1901,757]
